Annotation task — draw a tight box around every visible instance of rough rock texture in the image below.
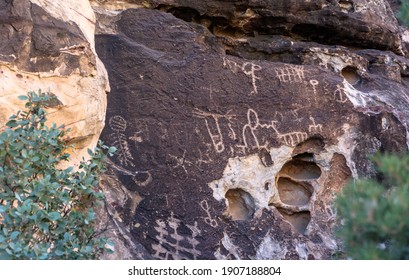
[0,0,109,166]
[94,1,409,259]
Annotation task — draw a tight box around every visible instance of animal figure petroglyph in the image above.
[271,121,308,147]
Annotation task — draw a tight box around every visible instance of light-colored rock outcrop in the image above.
[0,0,109,166]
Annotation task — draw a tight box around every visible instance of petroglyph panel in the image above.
[96,7,409,260]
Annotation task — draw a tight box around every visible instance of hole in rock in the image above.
[279,159,322,181]
[339,0,355,12]
[225,189,255,221]
[167,7,200,22]
[277,178,312,206]
[292,152,314,162]
[278,210,311,235]
[259,148,274,167]
[292,136,325,156]
[341,66,361,85]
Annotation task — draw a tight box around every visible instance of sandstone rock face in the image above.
[0,0,109,166]
[94,1,409,259]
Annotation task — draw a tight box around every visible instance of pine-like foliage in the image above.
[335,153,409,259]
[0,91,116,259]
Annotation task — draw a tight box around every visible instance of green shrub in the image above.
[398,0,409,26]
[0,91,116,259]
[335,153,409,259]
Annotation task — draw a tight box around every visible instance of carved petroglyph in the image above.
[227,123,237,140]
[334,84,348,103]
[276,65,305,83]
[169,150,193,174]
[201,85,220,101]
[195,107,321,153]
[109,161,152,188]
[197,147,214,167]
[237,109,275,152]
[308,117,323,134]
[200,200,218,228]
[129,131,143,144]
[309,80,319,97]
[109,115,135,167]
[223,57,262,95]
[271,121,308,147]
[193,109,236,153]
[132,171,153,187]
[151,212,201,260]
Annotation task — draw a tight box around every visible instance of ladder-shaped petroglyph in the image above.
[193,109,236,153]
[151,212,201,260]
[276,65,305,83]
[271,121,308,147]
[223,57,262,95]
[109,115,135,167]
[200,200,218,228]
[308,117,323,134]
[333,84,348,103]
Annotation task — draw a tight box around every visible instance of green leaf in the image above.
[15,193,23,203]
[21,149,27,158]
[0,235,6,243]
[48,212,61,221]
[55,249,64,256]
[31,156,40,162]
[10,231,20,240]
[18,95,29,101]
[6,120,18,128]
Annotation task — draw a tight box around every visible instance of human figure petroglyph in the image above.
[237,108,278,151]
[193,109,236,153]
[276,65,305,83]
[334,84,348,103]
[308,117,323,134]
[109,115,135,167]
[201,85,220,101]
[151,212,201,260]
[200,200,218,228]
[310,80,319,97]
[169,150,193,174]
[223,57,262,95]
